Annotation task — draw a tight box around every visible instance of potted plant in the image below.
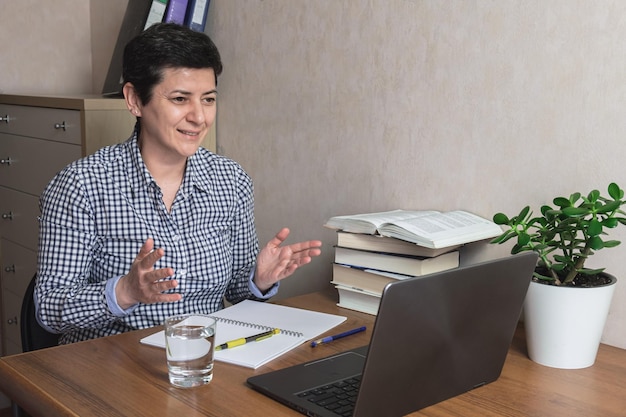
[491,182,625,369]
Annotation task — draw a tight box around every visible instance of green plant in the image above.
[491,183,626,286]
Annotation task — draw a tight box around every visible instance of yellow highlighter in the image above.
[215,328,280,351]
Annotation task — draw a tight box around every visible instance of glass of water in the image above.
[164,314,216,388]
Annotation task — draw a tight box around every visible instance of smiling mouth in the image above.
[179,129,200,137]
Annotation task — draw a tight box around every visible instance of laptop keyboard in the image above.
[297,375,361,416]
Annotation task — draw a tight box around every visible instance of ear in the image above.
[123,82,142,117]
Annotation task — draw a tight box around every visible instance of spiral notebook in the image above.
[140,300,347,369]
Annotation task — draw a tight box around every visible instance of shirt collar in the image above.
[125,127,211,196]
[127,128,158,192]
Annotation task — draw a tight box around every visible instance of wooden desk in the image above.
[0,291,624,417]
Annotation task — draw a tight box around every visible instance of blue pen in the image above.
[310,326,366,347]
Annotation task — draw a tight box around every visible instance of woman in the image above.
[36,23,321,344]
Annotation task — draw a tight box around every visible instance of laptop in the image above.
[247,252,538,417]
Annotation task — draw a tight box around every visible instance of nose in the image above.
[187,100,206,125]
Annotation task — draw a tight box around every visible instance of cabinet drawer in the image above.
[0,133,81,195]
[1,289,22,350]
[1,239,36,298]
[0,187,39,249]
[0,104,81,144]
[4,337,21,356]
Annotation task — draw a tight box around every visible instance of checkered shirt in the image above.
[36,132,264,343]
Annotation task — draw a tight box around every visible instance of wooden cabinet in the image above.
[0,94,136,355]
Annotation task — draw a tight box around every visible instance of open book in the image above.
[140,300,346,369]
[325,210,502,249]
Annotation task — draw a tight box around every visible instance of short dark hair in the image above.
[122,23,223,104]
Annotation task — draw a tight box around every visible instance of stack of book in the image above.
[324,210,503,315]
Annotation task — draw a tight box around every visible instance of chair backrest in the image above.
[20,274,60,351]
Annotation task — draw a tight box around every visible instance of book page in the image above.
[379,211,502,249]
[324,210,439,234]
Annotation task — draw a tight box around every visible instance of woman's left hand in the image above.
[254,228,322,292]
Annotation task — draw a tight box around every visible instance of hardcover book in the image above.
[336,231,459,258]
[334,247,459,277]
[332,263,411,295]
[334,284,381,316]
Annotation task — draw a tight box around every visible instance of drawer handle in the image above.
[0,157,13,165]
[54,121,67,131]
[7,317,18,326]
[0,114,11,123]
[1,211,13,220]
[4,265,15,273]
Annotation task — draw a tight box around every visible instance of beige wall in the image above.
[0,0,91,94]
[90,0,129,93]
[207,1,626,350]
[0,1,624,352]
[0,0,126,95]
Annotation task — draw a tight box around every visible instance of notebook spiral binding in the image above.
[210,317,304,338]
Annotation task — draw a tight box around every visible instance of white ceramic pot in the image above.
[523,274,617,369]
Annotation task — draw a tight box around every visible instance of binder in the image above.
[163,0,189,25]
[144,0,169,29]
[184,0,211,32]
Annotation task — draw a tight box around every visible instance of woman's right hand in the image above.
[115,238,181,309]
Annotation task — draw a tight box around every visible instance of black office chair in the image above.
[20,274,60,352]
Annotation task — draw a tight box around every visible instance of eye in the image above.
[202,96,217,105]
[171,96,187,103]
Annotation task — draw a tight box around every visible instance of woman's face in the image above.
[137,66,217,162]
